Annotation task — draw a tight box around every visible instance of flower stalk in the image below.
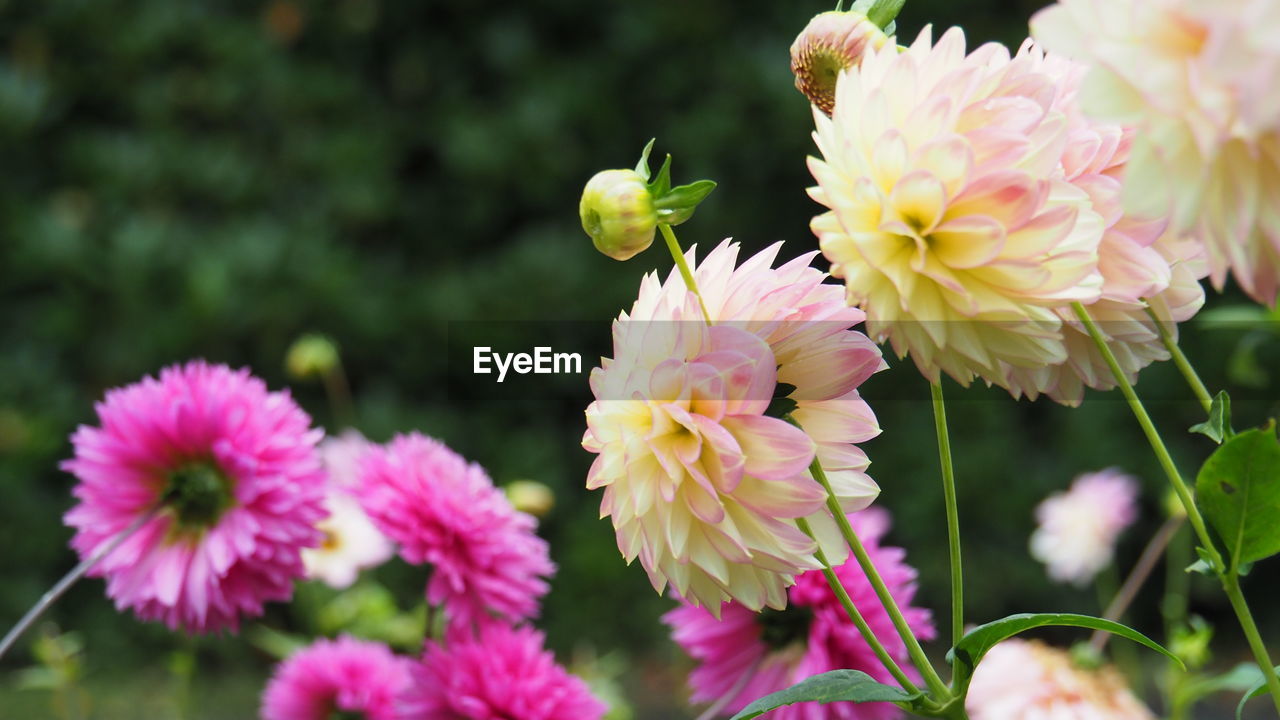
[1144,305,1213,414]
[659,223,711,325]
[930,381,964,648]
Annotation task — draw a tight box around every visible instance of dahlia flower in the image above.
[809,26,1106,388]
[1033,0,1280,306]
[1030,469,1139,586]
[260,635,411,720]
[399,623,607,720]
[967,639,1155,720]
[356,433,554,633]
[303,431,393,589]
[62,361,327,633]
[665,509,933,720]
[791,10,892,115]
[583,240,884,612]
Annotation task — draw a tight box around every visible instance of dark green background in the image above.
[2,0,1278,717]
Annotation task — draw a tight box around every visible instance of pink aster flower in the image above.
[809,26,1107,389]
[399,623,607,720]
[583,240,884,612]
[967,639,1155,720]
[1030,469,1140,586]
[1033,0,1280,306]
[62,361,327,633]
[665,509,934,720]
[356,433,554,634]
[261,635,411,720]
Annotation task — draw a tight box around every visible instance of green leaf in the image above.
[1176,663,1261,707]
[1198,305,1270,331]
[650,154,673,198]
[1236,667,1280,720]
[653,180,716,226]
[1195,424,1280,570]
[948,613,1182,694]
[863,0,906,28]
[1190,391,1232,444]
[728,670,918,720]
[634,138,656,181]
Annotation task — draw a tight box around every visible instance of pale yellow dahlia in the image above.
[1033,0,1280,305]
[583,241,885,612]
[809,27,1106,387]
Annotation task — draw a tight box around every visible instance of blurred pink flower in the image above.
[967,639,1155,719]
[399,623,606,720]
[261,635,410,720]
[62,361,327,633]
[583,240,884,612]
[809,26,1106,389]
[1033,0,1280,306]
[1030,469,1140,585]
[664,509,933,720]
[356,433,554,634]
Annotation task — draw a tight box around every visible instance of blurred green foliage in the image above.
[1,0,1279,718]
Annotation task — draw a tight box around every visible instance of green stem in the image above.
[796,516,920,696]
[1144,305,1213,414]
[929,381,963,648]
[1073,301,1280,715]
[1070,303,1222,572]
[805,455,952,700]
[1222,574,1280,716]
[658,223,711,325]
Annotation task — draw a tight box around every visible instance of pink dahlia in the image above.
[584,240,884,612]
[1033,0,1280,306]
[665,509,934,720]
[1030,469,1140,586]
[261,635,411,720]
[809,26,1107,389]
[62,361,327,633]
[399,623,607,720]
[967,639,1154,720]
[356,433,554,634]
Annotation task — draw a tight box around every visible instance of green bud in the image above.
[286,333,339,380]
[505,479,555,518]
[579,169,658,261]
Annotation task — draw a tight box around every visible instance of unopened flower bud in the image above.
[579,169,658,261]
[505,479,555,518]
[286,334,339,380]
[790,10,891,115]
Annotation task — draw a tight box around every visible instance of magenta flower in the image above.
[399,623,606,720]
[260,635,411,720]
[62,361,327,633]
[664,509,934,720]
[356,433,554,634]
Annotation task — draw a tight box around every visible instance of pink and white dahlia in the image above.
[1030,469,1139,586]
[996,44,1208,405]
[261,635,411,720]
[967,639,1155,720]
[665,509,933,720]
[303,431,393,589]
[583,240,884,612]
[356,433,554,633]
[62,361,327,633]
[1033,0,1280,306]
[809,26,1106,388]
[399,623,607,720]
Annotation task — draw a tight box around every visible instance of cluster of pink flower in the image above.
[60,360,604,720]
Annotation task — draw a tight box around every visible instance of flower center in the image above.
[756,605,814,650]
[161,461,234,532]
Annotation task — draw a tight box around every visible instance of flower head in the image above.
[356,433,554,634]
[583,240,884,612]
[580,169,658,261]
[303,432,393,589]
[399,623,607,720]
[665,509,933,720]
[809,26,1107,388]
[791,10,892,115]
[62,361,327,633]
[1030,468,1139,585]
[1033,0,1280,306]
[967,639,1155,719]
[261,635,411,720]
